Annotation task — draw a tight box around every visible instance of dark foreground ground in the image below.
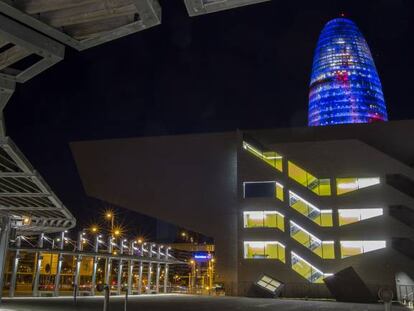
[0,294,409,311]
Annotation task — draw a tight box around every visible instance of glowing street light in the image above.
[105,210,115,232]
[91,226,98,233]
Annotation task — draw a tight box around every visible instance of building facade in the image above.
[71,120,414,299]
[308,18,388,126]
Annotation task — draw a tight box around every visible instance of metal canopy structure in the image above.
[0,14,65,83]
[0,137,75,233]
[0,0,161,51]
[183,0,270,16]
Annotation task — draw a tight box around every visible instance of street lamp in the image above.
[105,211,114,232]
[91,226,98,233]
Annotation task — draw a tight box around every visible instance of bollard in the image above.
[73,284,78,305]
[103,285,110,311]
[124,288,128,311]
[378,288,393,311]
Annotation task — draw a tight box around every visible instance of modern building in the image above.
[71,120,414,299]
[308,18,388,127]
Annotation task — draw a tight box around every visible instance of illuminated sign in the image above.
[193,252,212,261]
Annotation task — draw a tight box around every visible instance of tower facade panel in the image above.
[308,18,388,126]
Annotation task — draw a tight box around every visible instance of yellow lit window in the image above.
[244,241,285,262]
[243,211,285,231]
[338,209,383,226]
[289,221,335,259]
[288,161,331,196]
[336,177,380,195]
[289,191,333,227]
[291,252,331,283]
[288,162,307,186]
[340,241,386,258]
[276,182,284,201]
[243,142,283,172]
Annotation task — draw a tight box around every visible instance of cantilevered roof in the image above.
[0,0,161,51]
[0,137,76,233]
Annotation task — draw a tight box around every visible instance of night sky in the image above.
[4,0,414,238]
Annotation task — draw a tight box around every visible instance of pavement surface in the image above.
[0,294,409,311]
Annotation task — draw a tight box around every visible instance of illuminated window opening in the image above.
[276,182,284,201]
[336,177,380,195]
[244,241,286,262]
[243,181,284,202]
[289,221,335,259]
[288,191,333,227]
[338,208,383,226]
[243,142,283,172]
[288,161,331,196]
[340,241,386,258]
[243,211,285,231]
[291,252,332,283]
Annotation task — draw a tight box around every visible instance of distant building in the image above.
[308,18,388,126]
[72,120,414,300]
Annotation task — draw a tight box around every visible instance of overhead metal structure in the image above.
[183,0,270,16]
[0,0,161,51]
[0,137,76,233]
[0,14,65,83]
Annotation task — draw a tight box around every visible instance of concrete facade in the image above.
[71,120,414,298]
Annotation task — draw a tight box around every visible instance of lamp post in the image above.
[106,211,114,233]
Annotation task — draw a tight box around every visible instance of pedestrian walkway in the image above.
[0,294,410,311]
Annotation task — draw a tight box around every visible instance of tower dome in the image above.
[308,18,388,126]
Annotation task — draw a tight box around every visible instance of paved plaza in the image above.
[0,294,409,311]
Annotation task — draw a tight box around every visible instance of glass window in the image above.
[244,241,285,262]
[243,211,285,231]
[289,221,335,259]
[276,182,284,201]
[340,241,386,258]
[288,161,331,196]
[255,275,282,293]
[243,142,283,172]
[291,252,332,283]
[288,191,333,227]
[243,181,284,201]
[244,181,275,198]
[336,177,380,195]
[338,208,383,226]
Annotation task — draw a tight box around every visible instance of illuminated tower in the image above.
[308,18,388,126]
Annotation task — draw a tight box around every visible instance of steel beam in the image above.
[163,264,169,293]
[0,14,64,83]
[53,232,64,297]
[155,263,160,293]
[117,239,124,295]
[147,262,152,293]
[0,78,15,117]
[105,236,113,286]
[0,217,11,301]
[90,234,99,296]
[0,0,161,51]
[32,233,44,297]
[127,241,134,295]
[9,235,21,297]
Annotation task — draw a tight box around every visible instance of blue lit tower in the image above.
[308,18,388,126]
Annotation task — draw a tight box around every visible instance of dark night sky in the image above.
[3,0,414,237]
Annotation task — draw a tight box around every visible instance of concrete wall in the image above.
[71,132,240,294]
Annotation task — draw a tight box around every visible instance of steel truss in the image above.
[0,137,76,233]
